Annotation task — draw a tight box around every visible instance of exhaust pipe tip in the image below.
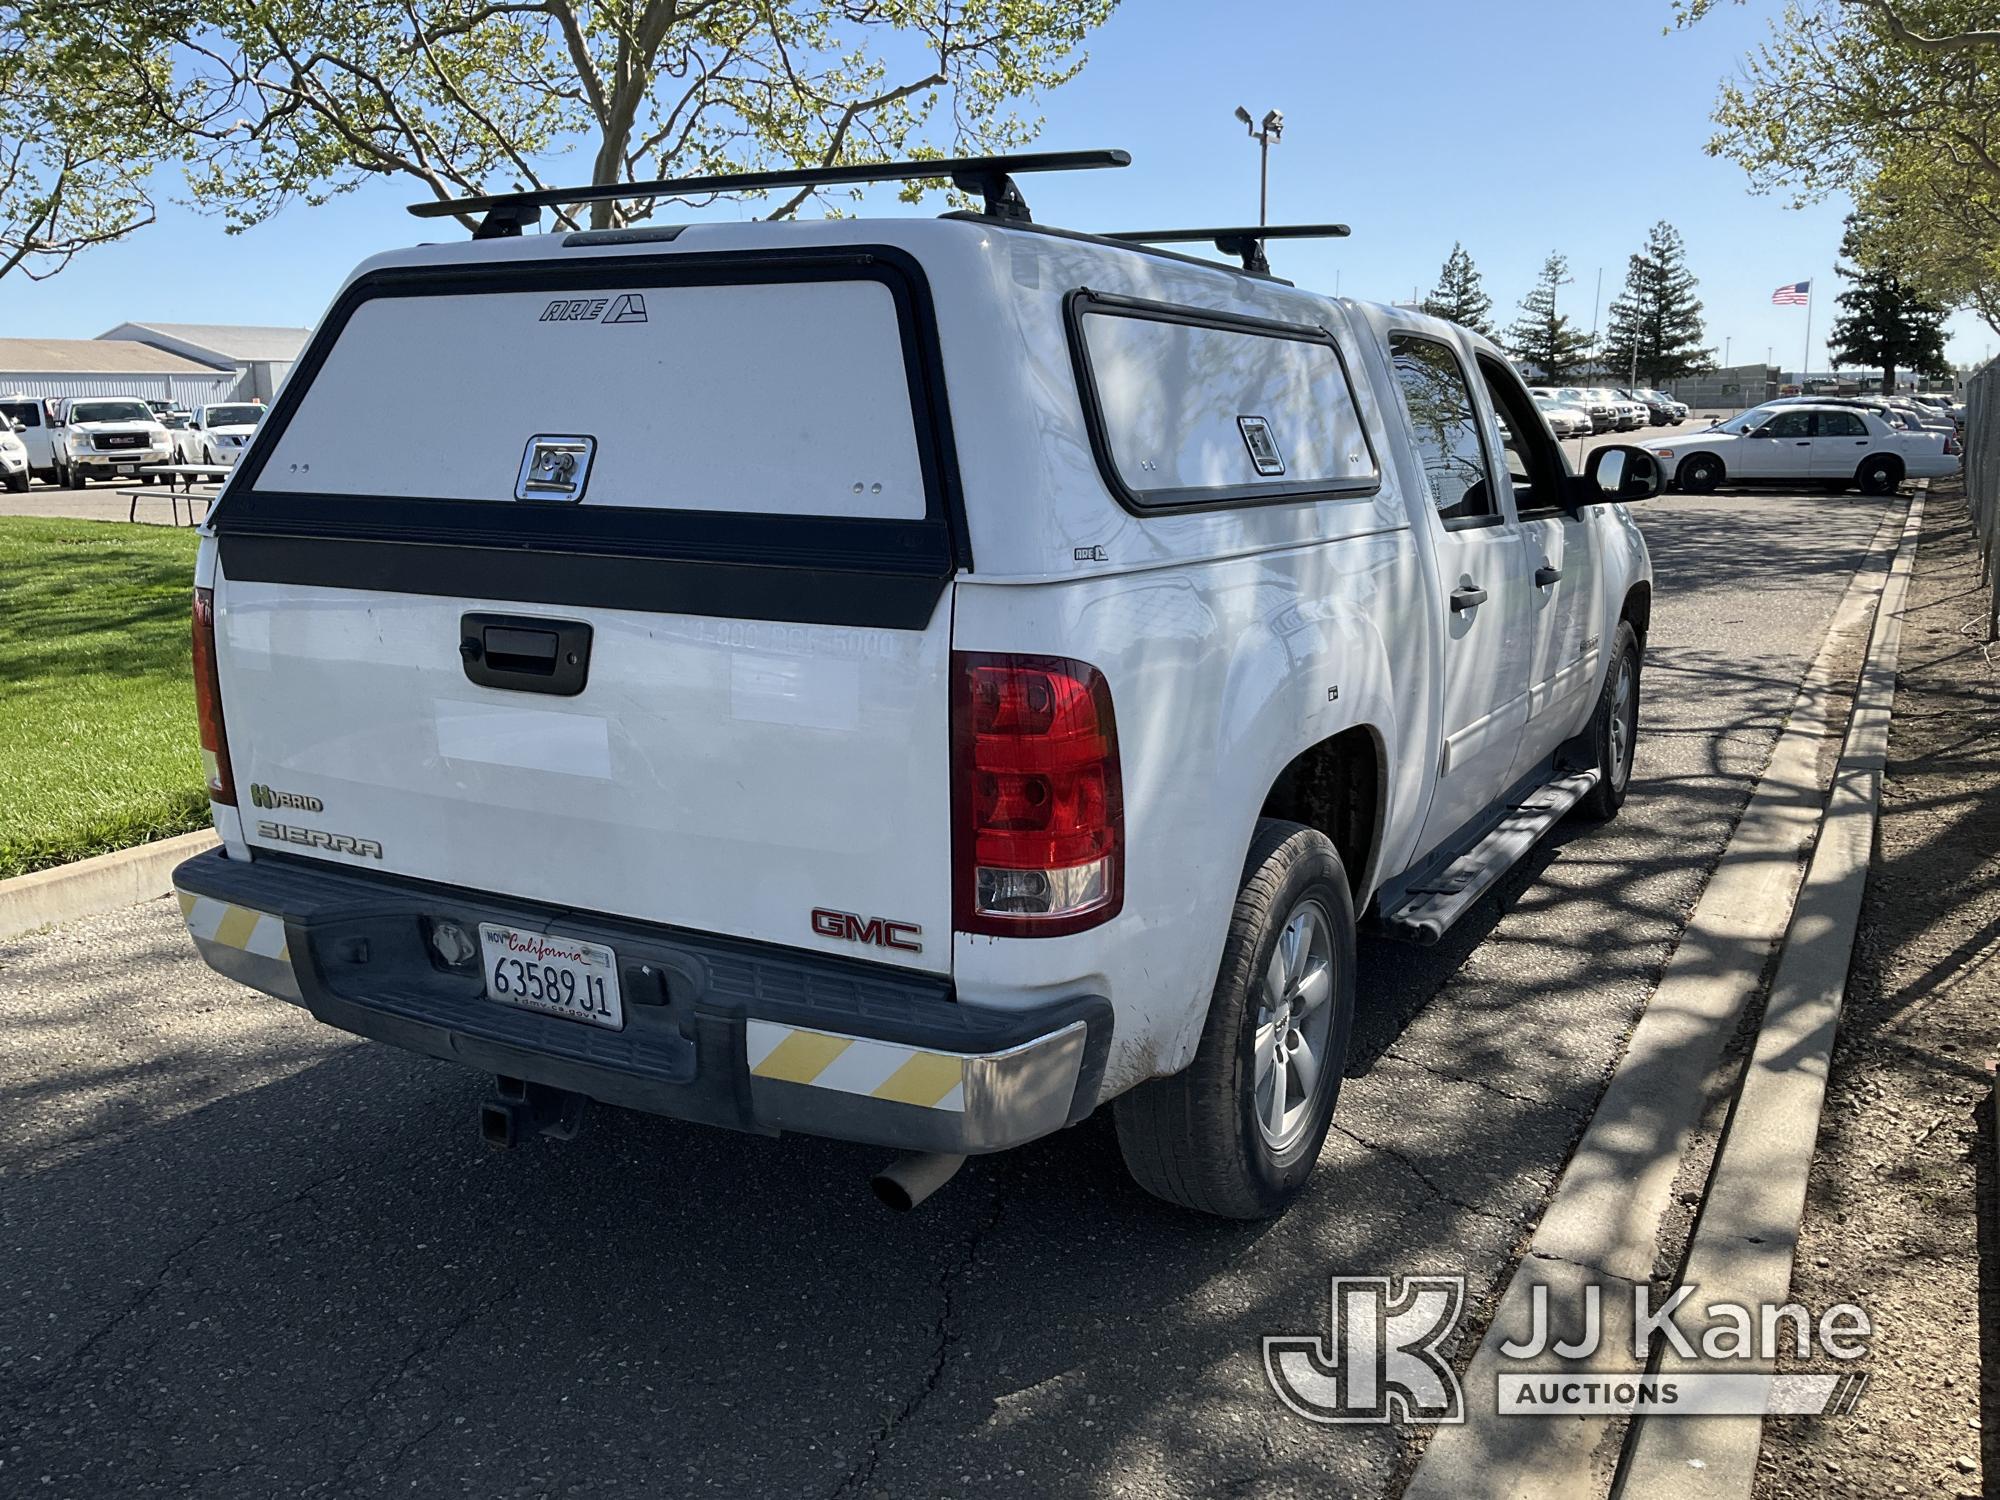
[870,1152,967,1212]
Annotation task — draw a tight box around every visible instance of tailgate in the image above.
[207,246,962,974]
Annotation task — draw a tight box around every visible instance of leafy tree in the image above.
[1602,221,1713,384]
[1826,215,1951,392]
[1421,242,1494,336]
[155,0,1118,233]
[1852,146,2000,334]
[1676,0,2000,334]
[1505,252,1593,384]
[0,8,179,281]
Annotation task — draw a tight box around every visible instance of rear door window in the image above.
[1387,333,1496,525]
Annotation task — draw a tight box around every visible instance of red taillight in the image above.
[192,586,235,805]
[952,652,1122,937]
[1945,434,1962,455]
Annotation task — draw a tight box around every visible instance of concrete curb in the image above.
[1405,494,1912,1500]
[0,828,219,942]
[1617,490,1923,1496]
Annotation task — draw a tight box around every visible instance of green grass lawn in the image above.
[0,518,210,879]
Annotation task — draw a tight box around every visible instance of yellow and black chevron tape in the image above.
[177,888,290,963]
[745,1020,966,1111]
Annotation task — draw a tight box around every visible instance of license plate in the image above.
[477,924,623,1030]
[117,464,136,475]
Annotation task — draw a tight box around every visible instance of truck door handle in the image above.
[1450,584,1488,612]
[459,612,593,696]
[1535,563,1562,587]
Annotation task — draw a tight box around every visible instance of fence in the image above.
[1968,360,2000,640]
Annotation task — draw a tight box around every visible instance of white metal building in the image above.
[0,337,238,405]
[98,322,310,403]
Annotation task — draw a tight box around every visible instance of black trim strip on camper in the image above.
[211,246,970,624]
[1063,289,1383,517]
[218,533,950,630]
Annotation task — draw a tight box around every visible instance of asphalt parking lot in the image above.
[0,484,1892,1498]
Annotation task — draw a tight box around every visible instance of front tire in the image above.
[4,469,26,494]
[1677,454,1724,493]
[1114,820,1356,1219]
[1575,620,1641,820]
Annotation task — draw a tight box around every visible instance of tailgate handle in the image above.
[460,613,592,696]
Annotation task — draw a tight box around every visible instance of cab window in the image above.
[0,400,37,428]
[1477,355,1567,516]
[1388,333,1494,525]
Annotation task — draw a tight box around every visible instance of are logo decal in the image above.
[538,293,648,325]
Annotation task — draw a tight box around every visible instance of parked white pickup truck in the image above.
[173,153,1662,1218]
[53,396,174,485]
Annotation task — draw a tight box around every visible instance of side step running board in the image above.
[1379,770,1600,945]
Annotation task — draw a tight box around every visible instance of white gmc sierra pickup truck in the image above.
[174,152,1662,1219]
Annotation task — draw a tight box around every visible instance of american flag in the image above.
[1771,280,1812,306]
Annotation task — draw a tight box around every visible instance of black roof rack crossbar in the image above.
[1105,223,1351,274]
[409,149,1133,239]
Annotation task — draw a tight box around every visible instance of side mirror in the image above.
[1580,444,1664,504]
[8,419,22,434]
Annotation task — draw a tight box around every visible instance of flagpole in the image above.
[1802,279,1813,390]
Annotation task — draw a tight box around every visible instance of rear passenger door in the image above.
[1474,355,1604,777]
[1386,332,1534,856]
[1808,409,1871,479]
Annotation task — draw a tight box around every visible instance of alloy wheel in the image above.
[1252,898,1337,1151]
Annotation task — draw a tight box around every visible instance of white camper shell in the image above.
[175,157,1660,1218]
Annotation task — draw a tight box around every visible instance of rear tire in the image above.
[1677,454,1724,493]
[1574,620,1641,821]
[1114,819,1356,1220]
[1855,454,1902,496]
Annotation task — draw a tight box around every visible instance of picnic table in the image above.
[117,463,230,526]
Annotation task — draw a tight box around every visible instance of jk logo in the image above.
[1263,1276,1466,1424]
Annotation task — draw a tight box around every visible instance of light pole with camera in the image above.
[1234,105,1283,226]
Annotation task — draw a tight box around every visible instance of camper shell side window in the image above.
[1066,289,1381,515]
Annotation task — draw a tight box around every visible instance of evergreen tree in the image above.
[1602,221,1713,385]
[1505,253,1593,384]
[1827,216,1951,394]
[1421,242,1494,337]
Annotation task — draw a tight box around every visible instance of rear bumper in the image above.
[173,849,1111,1155]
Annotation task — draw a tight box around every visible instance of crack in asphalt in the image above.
[1331,1123,1520,1229]
[7,1164,355,1399]
[1380,1050,1546,1108]
[828,1166,1011,1499]
[318,1273,527,1490]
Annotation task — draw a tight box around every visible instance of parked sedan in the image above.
[1618,388,1678,426]
[1648,403,1959,495]
[1587,387,1646,430]
[1532,392,1590,438]
[1539,386,1616,433]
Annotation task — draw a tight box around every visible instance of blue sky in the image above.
[2,0,1990,373]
